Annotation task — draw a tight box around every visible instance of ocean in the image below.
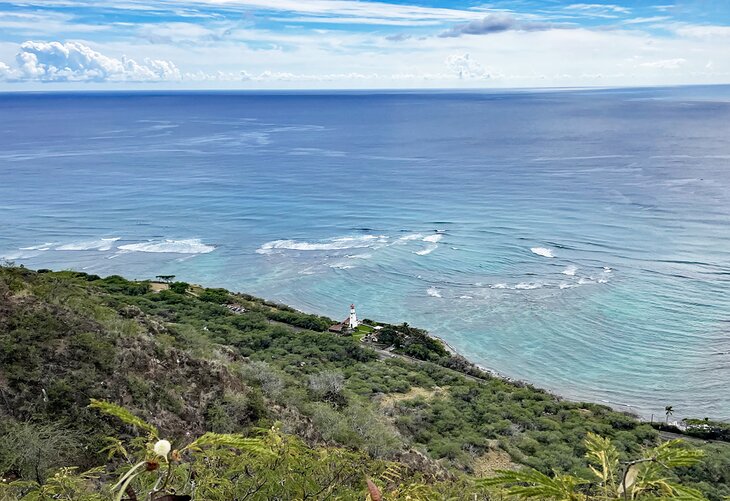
[1,87,729,420]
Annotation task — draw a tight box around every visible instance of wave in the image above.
[346,253,372,259]
[531,247,555,258]
[422,234,444,243]
[397,233,424,243]
[118,238,215,254]
[57,237,120,251]
[414,244,438,256]
[20,242,55,251]
[515,282,542,290]
[491,283,508,289]
[427,287,442,298]
[257,235,387,253]
[562,265,578,276]
[330,262,355,270]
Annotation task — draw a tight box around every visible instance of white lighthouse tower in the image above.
[349,304,359,329]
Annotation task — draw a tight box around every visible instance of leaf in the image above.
[480,469,587,501]
[89,399,158,438]
[366,479,382,501]
[584,432,619,487]
[185,432,273,457]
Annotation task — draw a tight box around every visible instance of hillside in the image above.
[0,265,727,500]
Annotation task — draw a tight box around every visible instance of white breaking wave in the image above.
[459,295,473,299]
[257,235,387,254]
[397,233,424,242]
[603,266,612,273]
[515,282,542,290]
[20,242,55,251]
[562,265,578,276]
[118,238,215,254]
[330,262,355,270]
[57,237,120,251]
[531,247,555,258]
[427,286,442,298]
[414,244,438,256]
[422,234,443,243]
[413,233,443,255]
[346,253,372,259]
[559,282,578,289]
[491,283,508,289]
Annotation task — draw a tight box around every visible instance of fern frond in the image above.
[380,463,403,485]
[652,439,704,468]
[584,432,619,487]
[89,399,158,438]
[185,432,273,457]
[480,469,587,501]
[668,483,710,501]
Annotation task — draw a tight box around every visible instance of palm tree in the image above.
[665,405,674,424]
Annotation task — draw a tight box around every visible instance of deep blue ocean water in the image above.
[1,87,729,420]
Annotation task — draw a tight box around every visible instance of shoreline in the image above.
[428,332,645,419]
[250,291,649,420]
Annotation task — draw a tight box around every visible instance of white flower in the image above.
[153,439,171,459]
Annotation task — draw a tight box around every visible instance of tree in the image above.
[665,405,674,425]
[156,275,176,284]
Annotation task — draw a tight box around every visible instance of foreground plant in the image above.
[481,432,706,501]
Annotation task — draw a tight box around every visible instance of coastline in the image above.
[428,332,644,419]
[235,288,648,420]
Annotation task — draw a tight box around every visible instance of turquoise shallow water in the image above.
[1,87,729,420]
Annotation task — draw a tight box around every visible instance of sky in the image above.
[0,0,729,90]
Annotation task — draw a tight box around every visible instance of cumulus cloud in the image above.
[439,14,554,38]
[4,41,181,82]
[445,53,489,79]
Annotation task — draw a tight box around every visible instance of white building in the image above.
[348,303,359,329]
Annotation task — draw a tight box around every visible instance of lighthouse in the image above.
[349,304,359,329]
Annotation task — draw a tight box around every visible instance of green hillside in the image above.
[0,265,727,500]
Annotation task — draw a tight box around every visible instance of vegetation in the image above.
[483,432,706,500]
[0,266,728,500]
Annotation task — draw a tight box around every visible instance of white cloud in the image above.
[445,53,489,79]
[564,3,631,18]
[5,41,181,82]
[674,25,730,39]
[32,0,487,24]
[639,58,686,69]
[622,16,670,25]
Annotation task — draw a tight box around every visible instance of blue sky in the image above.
[0,0,728,89]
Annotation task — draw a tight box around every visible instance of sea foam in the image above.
[257,235,387,253]
[57,237,120,251]
[562,265,578,276]
[422,234,443,243]
[414,244,438,256]
[531,247,555,258]
[118,238,215,254]
[427,287,442,298]
[515,282,542,290]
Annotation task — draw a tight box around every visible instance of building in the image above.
[348,303,359,329]
[328,303,359,334]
